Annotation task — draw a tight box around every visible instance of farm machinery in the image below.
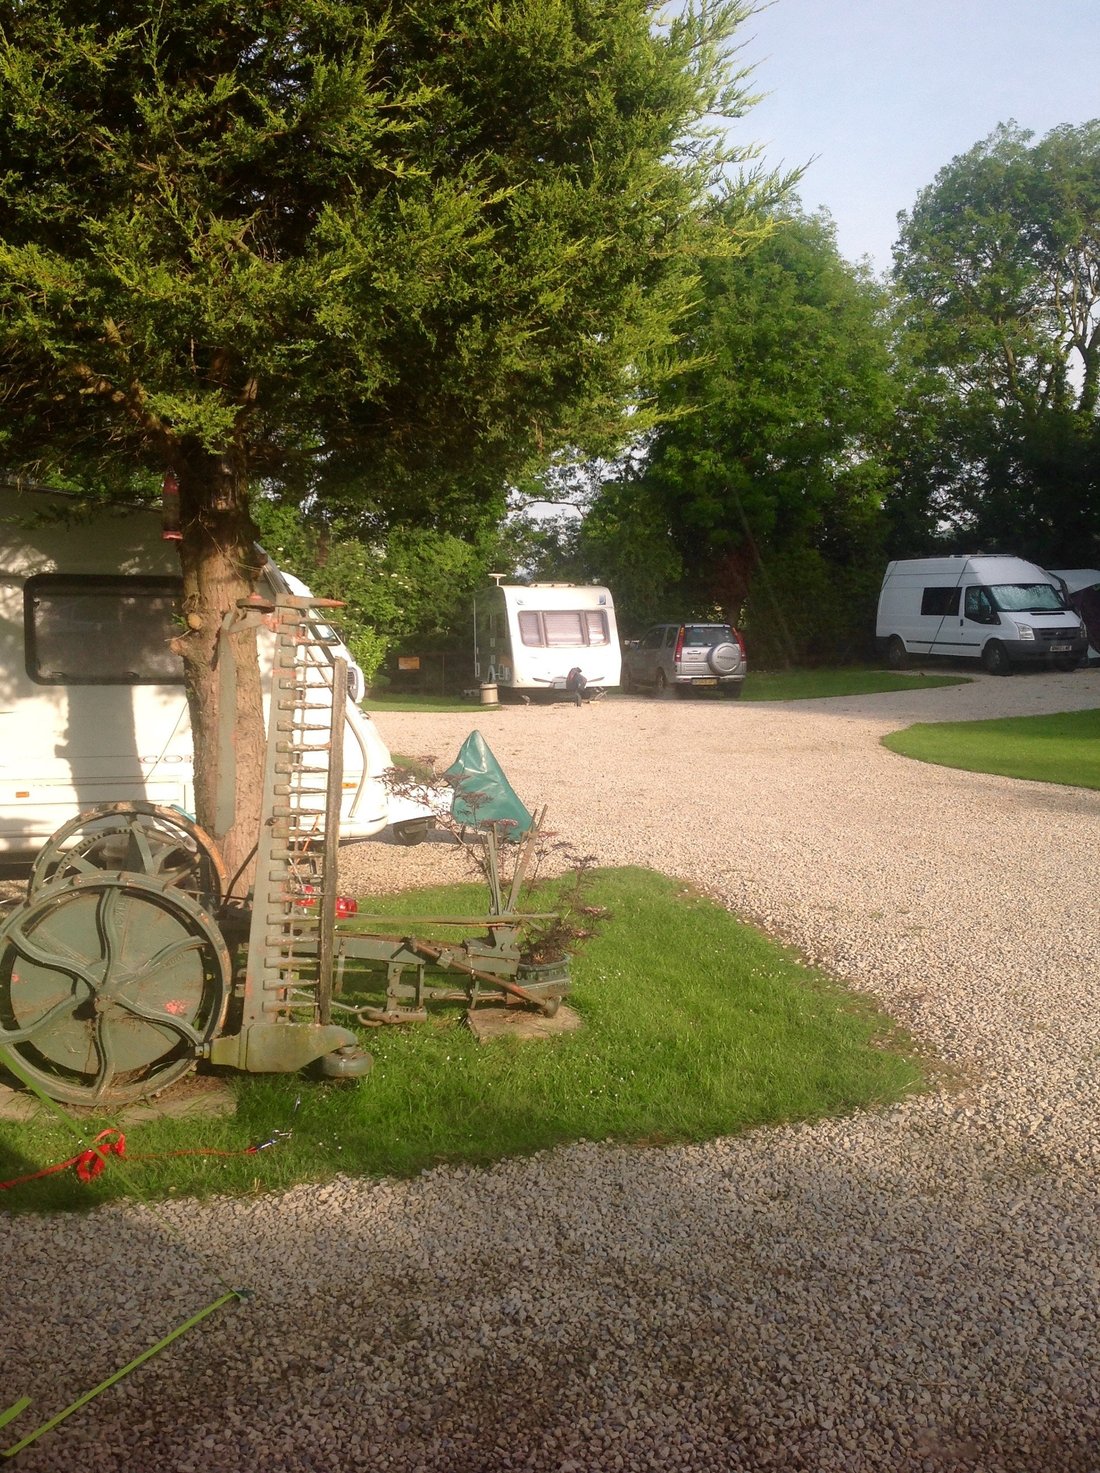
[0,593,571,1106]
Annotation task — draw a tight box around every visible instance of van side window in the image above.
[920,587,960,616]
[964,587,997,624]
[25,575,185,685]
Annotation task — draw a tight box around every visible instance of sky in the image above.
[731,0,1100,275]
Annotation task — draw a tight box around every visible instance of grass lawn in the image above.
[0,868,926,1212]
[367,692,482,712]
[366,668,967,711]
[739,668,967,701]
[882,707,1100,789]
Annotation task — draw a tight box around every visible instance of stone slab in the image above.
[466,1001,582,1043]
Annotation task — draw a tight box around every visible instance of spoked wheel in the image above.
[29,802,228,907]
[0,873,230,1105]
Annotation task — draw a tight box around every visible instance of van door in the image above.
[960,585,999,657]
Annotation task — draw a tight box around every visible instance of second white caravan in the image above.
[474,582,621,698]
[0,485,429,857]
[876,554,1088,674]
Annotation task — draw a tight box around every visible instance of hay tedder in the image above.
[0,594,571,1106]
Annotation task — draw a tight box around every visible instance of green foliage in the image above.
[0,868,925,1208]
[252,497,492,685]
[890,121,1100,565]
[883,709,1100,790]
[0,0,777,512]
[574,207,897,646]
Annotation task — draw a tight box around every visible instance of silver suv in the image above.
[621,622,747,698]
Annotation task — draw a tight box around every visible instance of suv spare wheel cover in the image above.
[707,642,740,675]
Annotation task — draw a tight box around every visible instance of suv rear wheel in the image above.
[654,669,668,698]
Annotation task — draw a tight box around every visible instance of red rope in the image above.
[0,1127,271,1191]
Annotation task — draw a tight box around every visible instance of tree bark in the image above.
[173,446,266,887]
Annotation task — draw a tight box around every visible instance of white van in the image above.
[474,581,621,698]
[0,485,430,856]
[876,555,1088,675]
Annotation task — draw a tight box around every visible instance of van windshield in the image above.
[990,583,1066,614]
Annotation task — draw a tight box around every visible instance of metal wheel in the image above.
[29,802,228,906]
[0,873,230,1105]
[654,669,668,698]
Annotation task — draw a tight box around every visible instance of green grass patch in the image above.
[366,692,482,712]
[739,667,968,701]
[0,868,927,1211]
[882,707,1100,789]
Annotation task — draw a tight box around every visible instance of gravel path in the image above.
[4,671,1099,1472]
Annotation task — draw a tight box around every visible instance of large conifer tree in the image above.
[0,0,768,868]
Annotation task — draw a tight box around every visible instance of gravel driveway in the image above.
[4,671,1098,1472]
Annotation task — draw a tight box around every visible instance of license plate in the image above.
[1050,643,1071,652]
[693,678,717,687]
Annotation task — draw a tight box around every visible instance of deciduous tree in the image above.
[584,206,896,659]
[890,121,1100,564]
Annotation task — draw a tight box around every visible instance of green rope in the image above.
[2,1291,244,1459]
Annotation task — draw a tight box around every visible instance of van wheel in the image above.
[1053,655,1080,672]
[982,640,1012,676]
[885,636,907,670]
[653,670,668,698]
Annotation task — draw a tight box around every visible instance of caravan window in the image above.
[25,575,185,685]
[517,609,610,647]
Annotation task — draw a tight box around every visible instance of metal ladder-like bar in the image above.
[239,595,347,1029]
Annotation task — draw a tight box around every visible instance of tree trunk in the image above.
[173,447,266,887]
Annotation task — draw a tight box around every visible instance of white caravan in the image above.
[473,582,620,699]
[876,554,1088,675]
[0,485,429,857]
